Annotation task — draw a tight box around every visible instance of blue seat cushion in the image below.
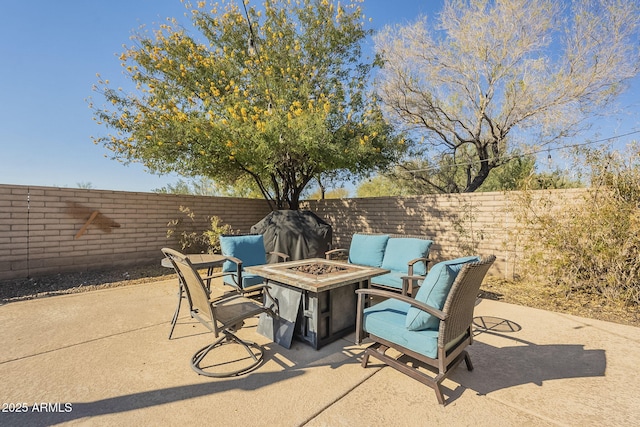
[381,238,433,276]
[405,256,481,331]
[220,234,267,272]
[348,234,389,267]
[223,272,264,290]
[363,298,439,358]
[370,271,405,291]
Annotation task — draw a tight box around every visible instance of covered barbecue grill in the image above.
[250,210,332,262]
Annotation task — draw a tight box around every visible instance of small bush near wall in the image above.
[166,206,235,253]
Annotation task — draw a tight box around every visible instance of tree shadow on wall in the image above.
[304,195,481,260]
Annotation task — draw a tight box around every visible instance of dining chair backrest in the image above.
[162,248,214,326]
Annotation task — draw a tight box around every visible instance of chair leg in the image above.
[362,343,387,368]
[361,351,370,368]
[463,351,474,371]
[230,333,260,362]
[192,335,226,367]
[364,341,472,406]
[434,351,472,405]
[433,374,446,405]
[168,282,184,340]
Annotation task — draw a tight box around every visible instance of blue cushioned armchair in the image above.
[355,255,496,405]
[220,234,288,291]
[326,233,433,295]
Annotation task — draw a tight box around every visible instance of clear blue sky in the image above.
[0,1,638,192]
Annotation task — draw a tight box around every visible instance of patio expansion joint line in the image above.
[0,322,167,366]
[553,312,640,344]
[298,365,383,427]
[482,394,569,427]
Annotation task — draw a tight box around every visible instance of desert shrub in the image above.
[202,216,234,254]
[510,145,640,306]
[166,206,234,253]
[451,201,485,255]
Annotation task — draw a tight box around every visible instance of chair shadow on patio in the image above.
[7,370,306,427]
[353,314,606,405]
[3,339,369,427]
[165,306,606,407]
[444,317,607,397]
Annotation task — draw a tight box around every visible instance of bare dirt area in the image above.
[1,265,637,328]
[480,276,639,328]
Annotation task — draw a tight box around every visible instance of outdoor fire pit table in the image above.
[246,258,389,350]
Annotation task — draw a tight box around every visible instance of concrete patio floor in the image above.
[1,276,639,426]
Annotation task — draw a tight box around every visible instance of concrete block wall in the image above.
[0,184,271,280]
[1,183,587,281]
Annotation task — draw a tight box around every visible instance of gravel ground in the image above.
[0,264,174,304]
[1,264,637,328]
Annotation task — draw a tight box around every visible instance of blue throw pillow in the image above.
[348,234,389,267]
[381,238,433,276]
[405,256,480,331]
[220,234,267,272]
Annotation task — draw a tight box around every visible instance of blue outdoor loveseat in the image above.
[326,233,433,295]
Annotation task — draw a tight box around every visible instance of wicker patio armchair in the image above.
[355,255,496,405]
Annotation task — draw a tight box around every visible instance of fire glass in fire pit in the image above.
[288,262,348,275]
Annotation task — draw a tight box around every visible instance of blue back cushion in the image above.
[348,234,389,267]
[220,234,267,272]
[381,238,433,275]
[405,256,480,331]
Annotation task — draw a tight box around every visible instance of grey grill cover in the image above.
[250,210,332,262]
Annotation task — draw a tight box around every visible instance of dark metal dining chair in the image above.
[162,248,275,377]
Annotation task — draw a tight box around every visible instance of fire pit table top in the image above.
[245,258,389,292]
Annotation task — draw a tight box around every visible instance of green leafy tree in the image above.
[153,180,193,195]
[516,170,582,191]
[478,156,537,192]
[479,155,582,191]
[306,186,350,200]
[153,176,260,197]
[388,153,486,194]
[356,173,414,197]
[91,0,404,210]
[374,0,640,192]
